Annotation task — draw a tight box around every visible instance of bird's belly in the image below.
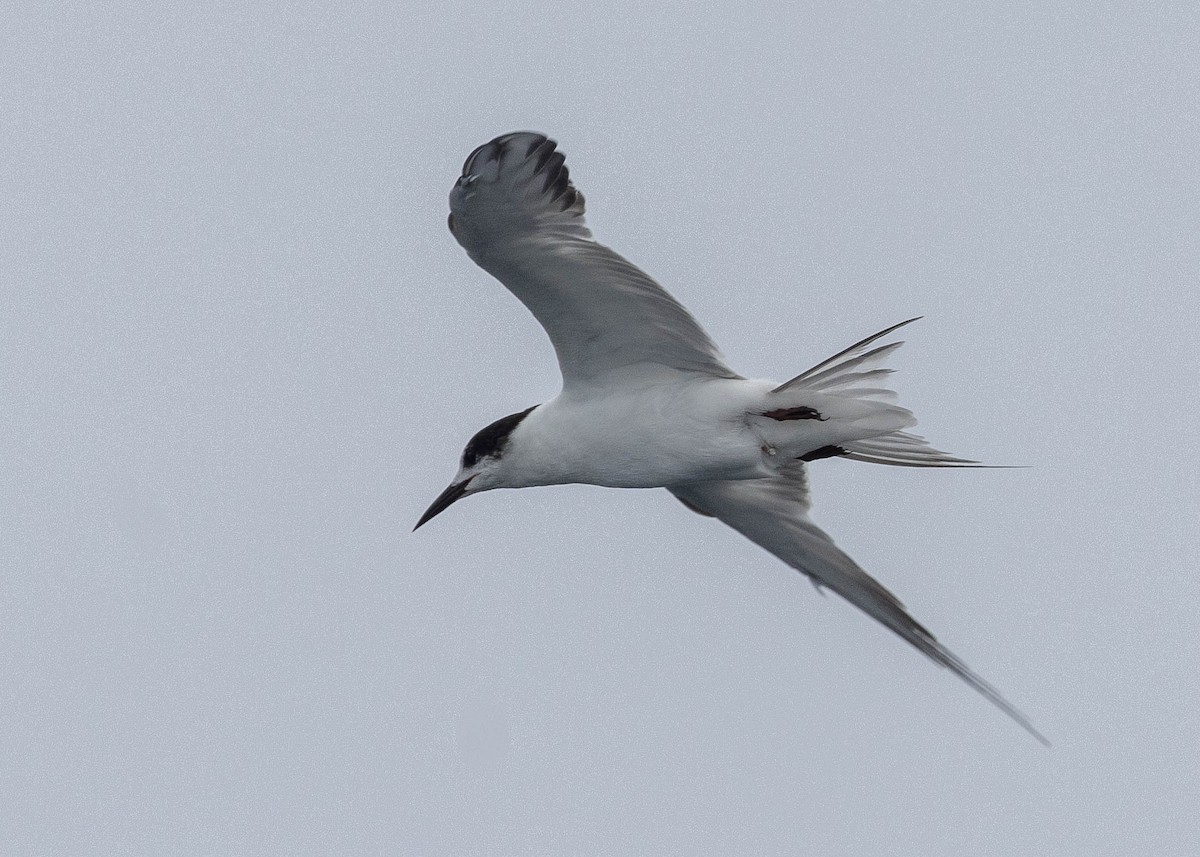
[536,383,772,488]
[571,433,765,487]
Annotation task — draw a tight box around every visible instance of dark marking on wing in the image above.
[540,153,566,193]
[675,494,716,517]
[463,133,549,175]
[459,132,586,220]
[462,405,537,468]
[799,445,846,462]
[530,137,557,171]
[763,406,827,421]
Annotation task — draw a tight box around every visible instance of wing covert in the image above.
[449,132,739,388]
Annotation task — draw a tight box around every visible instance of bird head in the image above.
[413,406,537,530]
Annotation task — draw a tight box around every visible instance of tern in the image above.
[417,132,1045,744]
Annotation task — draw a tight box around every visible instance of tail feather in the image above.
[774,317,921,394]
[842,431,984,468]
[806,368,899,399]
[773,319,985,468]
[799,343,903,390]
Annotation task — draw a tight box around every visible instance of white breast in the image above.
[505,378,776,489]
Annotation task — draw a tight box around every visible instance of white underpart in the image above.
[442,132,1044,744]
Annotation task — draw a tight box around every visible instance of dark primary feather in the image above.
[448,132,740,386]
[669,463,1048,745]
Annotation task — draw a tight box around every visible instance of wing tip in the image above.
[929,639,1051,747]
[452,132,588,240]
[462,131,551,176]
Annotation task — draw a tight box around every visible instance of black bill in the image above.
[413,476,474,531]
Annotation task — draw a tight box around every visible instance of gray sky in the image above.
[3,2,1198,854]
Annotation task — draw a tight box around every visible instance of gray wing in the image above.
[449,132,739,390]
[670,462,1047,744]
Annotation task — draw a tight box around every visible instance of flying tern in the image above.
[417,132,1045,744]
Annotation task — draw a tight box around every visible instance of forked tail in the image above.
[778,318,984,468]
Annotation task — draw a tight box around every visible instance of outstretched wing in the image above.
[669,463,1047,744]
[449,132,739,389]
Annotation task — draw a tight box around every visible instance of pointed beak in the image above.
[413,476,475,531]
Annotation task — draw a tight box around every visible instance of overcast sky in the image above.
[3,3,1199,854]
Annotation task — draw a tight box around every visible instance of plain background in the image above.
[3,2,1198,854]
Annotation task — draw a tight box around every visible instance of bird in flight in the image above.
[417,132,1045,744]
